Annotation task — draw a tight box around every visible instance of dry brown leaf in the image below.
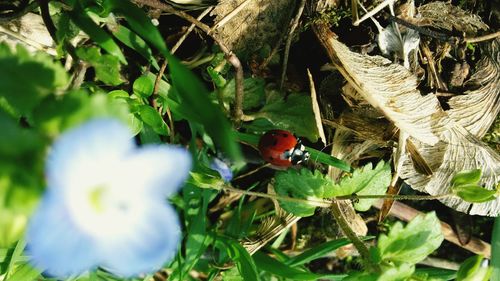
[447,39,500,138]
[417,1,489,36]
[400,127,500,216]
[314,24,500,216]
[212,0,294,56]
[314,25,448,146]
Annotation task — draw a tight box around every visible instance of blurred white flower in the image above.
[26,119,191,277]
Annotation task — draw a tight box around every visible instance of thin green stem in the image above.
[221,185,454,207]
[336,193,453,201]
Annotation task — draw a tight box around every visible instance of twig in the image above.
[0,0,38,23]
[221,185,454,207]
[211,0,252,31]
[133,0,248,122]
[37,0,76,58]
[172,6,213,53]
[70,61,88,89]
[330,201,373,267]
[152,7,212,142]
[280,0,306,90]
[353,0,394,26]
[465,31,500,43]
[232,163,271,181]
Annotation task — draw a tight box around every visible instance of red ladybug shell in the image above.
[258,130,299,167]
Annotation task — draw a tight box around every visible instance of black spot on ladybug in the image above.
[272,139,278,146]
[282,133,288,137]
[268,156,274,160]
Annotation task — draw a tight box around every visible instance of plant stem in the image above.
[329,200,373,267]
[220,186,454,207]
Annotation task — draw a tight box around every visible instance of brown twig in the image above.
[172,6,213,53]
[280,0,306,90]
[465,31,500,43]
[0,0,38,23]
[37,0,76,58]
[133,0,248,122]
[151,7,212,142]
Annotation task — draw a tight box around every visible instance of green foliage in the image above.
[326,161,391,211]
[273,161,390,216]
[111,25,160,70]
[0,44,68,115]
[69,3,126,64]
[133,75,154,98]
[253,251,345,280]
[450,169,497,203]
[254,92,319,142]
[274,168,330,216]
[76,47,124,85]
[456,255,492,281]
[216,239,260,281]
[221,78,265,110]
[286,237,373,267]
[377,212,444,265]
[0,1,493,281]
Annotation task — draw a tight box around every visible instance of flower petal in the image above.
[116,145,191,197]
[26,191,100,277]
[46,119,134,192]
[211,158,233,182]
[99,203,181,277]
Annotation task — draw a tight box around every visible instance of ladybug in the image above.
[258,130,310,167]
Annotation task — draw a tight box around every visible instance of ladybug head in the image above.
[290,141,310,165]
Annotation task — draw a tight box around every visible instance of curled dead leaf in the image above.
[417,1,489,36]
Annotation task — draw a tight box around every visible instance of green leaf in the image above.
[111,25,159,70]
[54,11,80,43]
[5,262,40,281]
[188,170,225,190]
[221,78,265,110]
[377,212,444,264]
[167,55,242,162]
[133,75,155,98]
[253,251,346,280]
[452,184,497,203]
[286,237,372,267]
[353,161,391,211]
[69,5,126,64]
[456,255,492,281]
[308,147,351,172]
[4,238,26,278]
[0,43,68,114]
[378,263,415,281]
[326,161,390,211]
[413,267,456,281]
[76,47,124,86]
[344,263,414,281]
[274,168,331,217]
[32,92,132,138]
[103,0,168,56]
[137,105,169,136]
[0,111,44,247]
[216,239,260,281]
[254,92,319,142]
[451,169,482,187]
